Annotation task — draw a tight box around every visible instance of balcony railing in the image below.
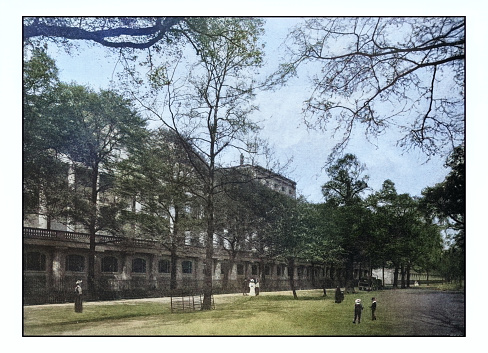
[22,227,151,247]
[23,227,263,258]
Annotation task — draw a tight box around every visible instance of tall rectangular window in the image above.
[25,252,46,271]
[66,255,85,272]
[101,256,118,273]
[237,264,244,275]
[182,260,192,274]
[132,258,146,273]
[159,259,170,273]
[251,264,258,275]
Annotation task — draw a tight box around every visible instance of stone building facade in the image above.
[23,165,371,305]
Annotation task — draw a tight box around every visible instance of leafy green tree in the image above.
[263,195,313,299]
[421,145,465,283]
[421,145,465,246]
[437,246,464,285]
[321,154,369,206]
[212,170,275,291]
[308,202,347,289]
[368,180,443,288]
[48,83,147,296]
[116,128,204,291]
[321,154,369,291]
[23,48,69,227]
[273,17,465,159]
[297,202,344,292]
[128,18,265,309]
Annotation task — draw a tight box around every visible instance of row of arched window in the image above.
[25,252,312,278]
[24,252,193,274]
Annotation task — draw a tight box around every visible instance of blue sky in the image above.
[45,17,450,203]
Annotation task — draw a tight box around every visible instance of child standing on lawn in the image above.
[353,298,363,324]
[370,297,377,320]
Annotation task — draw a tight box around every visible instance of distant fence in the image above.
[23,276,321,305]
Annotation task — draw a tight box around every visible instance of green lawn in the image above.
[23,288,462,336]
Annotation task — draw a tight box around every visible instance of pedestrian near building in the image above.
[335,286,344,303]
[255,278,260,296]
[353,298,363,324]
[243,278,250,295]
[249,278,256,296]
[370,297,377,320]
[74,280,83,313]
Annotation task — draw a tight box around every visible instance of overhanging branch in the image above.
[23,17,185,49]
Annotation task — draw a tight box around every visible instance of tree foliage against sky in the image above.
[274,17,465,159]
[367,180,443,287]
[116,128,204,290]
[23,48,65,223]
[421,145,465,256]
[321,153,369,206]
[23,49,147,293]
[122,17,266,309]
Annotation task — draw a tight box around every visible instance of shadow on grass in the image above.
[263,295,330,301]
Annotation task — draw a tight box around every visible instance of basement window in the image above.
[159,259,170,273]
[182,260,193,274]
[101,256,118,273]
[66,254,85,272]
[132,258,146,273]
[25,252,46,271]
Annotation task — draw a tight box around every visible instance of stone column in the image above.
[52,248,65,283]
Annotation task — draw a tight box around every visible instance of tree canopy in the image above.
[273,17,465,159]
[126,17,266,309]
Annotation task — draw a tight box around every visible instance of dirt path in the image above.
[375,288,465,336]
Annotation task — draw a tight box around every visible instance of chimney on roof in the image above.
[240,153,244,166]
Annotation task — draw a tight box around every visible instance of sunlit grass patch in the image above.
[24,289,457,336]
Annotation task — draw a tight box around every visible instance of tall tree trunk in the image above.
[406,264,411,288]
[311,262,316,288]
[288,257,298,299]
[88,163,99,300]
[345,254,355,293]
[170,245,178,291]
[400,263,406,289]
[170,207,180,291]
[330,264,335,285]
[382,263,385,289]
[202,191,215,310]
[393,265,399,288]
[46,215,51,230]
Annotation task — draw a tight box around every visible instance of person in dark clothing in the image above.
[74,280,83,313]
[335,286,344,303]
[243,278,249,295]
[353,298,363,323]
[370,297,377,320]
[255,278,260,296]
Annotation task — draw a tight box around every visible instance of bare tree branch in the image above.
[23,17,185,49]
[274,17,465,159]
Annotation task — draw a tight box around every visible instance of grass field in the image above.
[23,288,465,336]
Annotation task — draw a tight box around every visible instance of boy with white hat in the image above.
[353,298,363,324]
